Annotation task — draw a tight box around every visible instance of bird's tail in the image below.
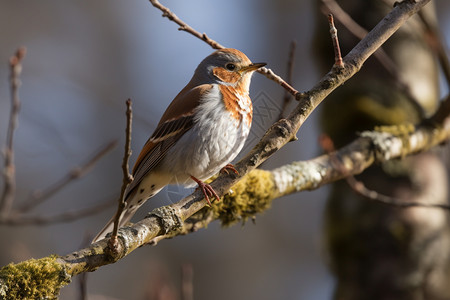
[91,206,138,243]
[92,175,167,243]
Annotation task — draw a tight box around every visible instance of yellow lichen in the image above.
[374,123,416,155]
[0,255,70,300]
[374,123,415,136]
[211,169,276,226]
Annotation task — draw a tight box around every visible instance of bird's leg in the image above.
[190,175,220,205]
[220,163,239,175]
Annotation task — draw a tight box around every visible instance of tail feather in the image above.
[91,207,137,243]
[92,175,167,243]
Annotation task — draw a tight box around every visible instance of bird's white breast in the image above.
[161,84,251,187]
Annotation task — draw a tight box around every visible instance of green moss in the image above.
[211,169,275,226]
[0,255,71,300]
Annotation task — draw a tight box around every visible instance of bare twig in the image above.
[321,0,396,71]
[148,0,304,101]
[417,10,450,88]
[347,176,450,210]
[0,47,26,219]
[110,99,134,247]
[279,41,297,119]
[17,140,117,213]
[258,67,304,100]
[0,196,115,225]
[321,0,426,118]
[328,14,344,67]
[149,0,224,50]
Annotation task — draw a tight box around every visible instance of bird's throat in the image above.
[218,84,253,127]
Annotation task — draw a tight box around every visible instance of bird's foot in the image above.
[220,163,239,176]
[190,176,220,206]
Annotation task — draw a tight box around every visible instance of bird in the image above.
[93,48,265,242]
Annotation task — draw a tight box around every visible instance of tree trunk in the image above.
[316,1,450,299]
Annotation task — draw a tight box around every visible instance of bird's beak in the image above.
[241,62,266,72]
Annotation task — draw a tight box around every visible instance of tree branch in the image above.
[0,47,26,219]
[154,112,450,243]
[328,14,344,67]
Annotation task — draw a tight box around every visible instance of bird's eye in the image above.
[225,63,236,71]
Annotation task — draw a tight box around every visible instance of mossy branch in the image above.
[0,256,70,300]
[2,113,448,299]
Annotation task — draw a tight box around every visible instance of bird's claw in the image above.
[191,176,220,205]
[220,163,239,176]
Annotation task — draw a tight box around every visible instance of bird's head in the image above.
[193,48,266,90]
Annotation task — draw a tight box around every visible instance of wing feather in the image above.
[125,83,213,199]
[126,116,194,197]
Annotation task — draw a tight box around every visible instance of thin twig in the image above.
[328,14,344,67]
[279,41,297,119]
[149,0,224,50]
[257,67,304,100]
[0,196,116,225]
[0,47,26,219]
[321,0,396,71]
[321,0,426,118]
[17,140,117,213]
[148,0,304,101]
[109,99,134,248]
[347,176,450,210]
[417,10,450,88]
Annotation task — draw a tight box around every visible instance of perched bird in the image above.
[93,48,265,242]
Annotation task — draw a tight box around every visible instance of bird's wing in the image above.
[127,117,193,194]
[125,83,213,198]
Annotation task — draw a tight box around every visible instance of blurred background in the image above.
[0,1,449,299]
